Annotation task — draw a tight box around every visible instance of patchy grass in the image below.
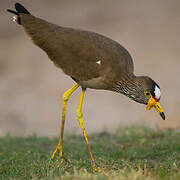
[0,127,180,179]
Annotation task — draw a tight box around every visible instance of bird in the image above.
[7,3,165,171]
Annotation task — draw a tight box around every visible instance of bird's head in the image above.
[131,76,165,120]
[114,76,165,120]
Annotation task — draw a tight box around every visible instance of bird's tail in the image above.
[7,3,30,25]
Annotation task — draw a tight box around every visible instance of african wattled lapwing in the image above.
[7,3,165,171]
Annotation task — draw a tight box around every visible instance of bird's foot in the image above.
[92,164,99,172]
[51,144,68,162]
[91,161,104,173]
[92,165,107,175]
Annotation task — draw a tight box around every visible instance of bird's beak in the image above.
[146,97,165,120]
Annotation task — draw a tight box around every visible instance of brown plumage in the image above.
[21,14,161,104]
[7,3,165,171]
[7,3,160,102]
[21,14,134,90]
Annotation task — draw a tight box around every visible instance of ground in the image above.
[0,127,180,179]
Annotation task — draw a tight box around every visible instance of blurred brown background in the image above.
[0,0,180,136]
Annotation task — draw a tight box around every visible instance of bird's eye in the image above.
[144,91,151,97]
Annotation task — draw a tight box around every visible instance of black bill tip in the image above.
[160,112,165,120]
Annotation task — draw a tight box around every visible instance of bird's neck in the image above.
[112,75,144,102]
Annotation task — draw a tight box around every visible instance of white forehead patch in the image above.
[96,60,101,65]
[154,86,161,99]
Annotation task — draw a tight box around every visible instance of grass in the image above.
[0,127,180,179]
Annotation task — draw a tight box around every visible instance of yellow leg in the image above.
[76,89,97,171]
[51,83,80,161]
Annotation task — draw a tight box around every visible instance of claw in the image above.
[51,145,69,162]
[92,165,99,172]
[92,166,107,175]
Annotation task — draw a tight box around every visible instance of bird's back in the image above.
[19,13,134,89]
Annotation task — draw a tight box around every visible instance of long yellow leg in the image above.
[76,89,97,171]
[51,83,80,160]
